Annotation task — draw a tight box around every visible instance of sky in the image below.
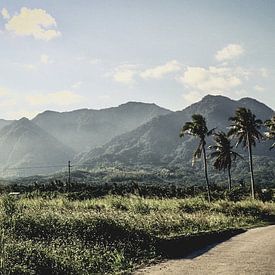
[0,0,274,119]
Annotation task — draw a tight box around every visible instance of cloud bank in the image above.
[4,7,61,41]
[215,44,244,62]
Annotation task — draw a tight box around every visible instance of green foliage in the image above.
[225,186,250,202]
[1,195,19,220]
[0,195,274,274]
[264,116,275,150]
[258,188,273,202]
[178,197,210,213]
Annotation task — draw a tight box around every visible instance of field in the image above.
[0,195,275,274]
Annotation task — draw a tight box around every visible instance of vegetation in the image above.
[180,114,215,202]
[209,131,242,191]
[0,194,274,274]
[0,107,273,274]
[265,116,275,150]
[228,108,263,199]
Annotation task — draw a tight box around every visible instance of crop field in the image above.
[0,195,274,274]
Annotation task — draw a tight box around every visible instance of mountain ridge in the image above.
[32,101,171,152]
[0,118,74,177]
[78,95,274,167]
[0,95,273,178]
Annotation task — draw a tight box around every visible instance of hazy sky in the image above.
[0,0,274,119]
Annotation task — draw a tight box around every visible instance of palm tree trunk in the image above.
[228,166,232,191]
[202,145,211,202]
[247,136,255,199]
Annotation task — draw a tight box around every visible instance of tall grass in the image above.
[0,195,274,274]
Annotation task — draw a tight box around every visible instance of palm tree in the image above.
[209,131,242,191]
[228,108,263,199]
[180,114,215,202]
[264,116,275,150]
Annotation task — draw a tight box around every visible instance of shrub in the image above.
[178,197,210,213]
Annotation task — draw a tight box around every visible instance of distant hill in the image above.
[0,118,74,177]
[78,95,275,167]
[0,119,13,131]
[0,96,273,179]
[32,102,171,152]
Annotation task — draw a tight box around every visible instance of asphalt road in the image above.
[134,225,275,275]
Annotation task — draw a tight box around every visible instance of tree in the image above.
[228,108,263,199]
[264,116,275,150]
[180,114,215,202]
[209,131,243,191]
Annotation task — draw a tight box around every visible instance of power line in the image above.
[5,164,68,170]
[3,162,96,171]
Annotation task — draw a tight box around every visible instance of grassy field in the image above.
[0,195,274,274]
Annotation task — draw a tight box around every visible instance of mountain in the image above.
[78,95,275,167]
[32,102,171,152]
[0,119,13,131]
[0,118,74,177]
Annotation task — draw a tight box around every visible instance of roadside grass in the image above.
[0,195,274,274]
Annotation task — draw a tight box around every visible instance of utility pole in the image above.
[68,160,71,186]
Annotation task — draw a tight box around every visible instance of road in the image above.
[134,225,275,275]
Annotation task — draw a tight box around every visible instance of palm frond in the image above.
[207,128,216,136]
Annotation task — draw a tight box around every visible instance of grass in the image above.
[0,195,274,274]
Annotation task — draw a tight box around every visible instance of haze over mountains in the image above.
[0,95,274,178]
[32,102,171,152]
[78,95,274,167]
[0,118,74,177]
[0,102,170,177]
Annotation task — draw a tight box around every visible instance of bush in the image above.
[225,187,249,202]
[178,197,210,213]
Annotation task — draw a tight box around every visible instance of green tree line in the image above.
[180,107,275,202]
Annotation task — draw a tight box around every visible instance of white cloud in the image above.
[0,86,86,119]
[1,8,10,19]
[111,60,181,85]
[5,7,61,41]
[179,66,243,92]
[72,81,83,89]
[182,90,203,104]
[215,44,244,62]
[27,90,84,106]
[112,64,138,85]
[260,68,269,78]
[140,60,181,79]
[254,85,265,92]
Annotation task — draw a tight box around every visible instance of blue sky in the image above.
[0,0,274,119]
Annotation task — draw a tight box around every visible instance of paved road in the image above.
[134,225,275,275]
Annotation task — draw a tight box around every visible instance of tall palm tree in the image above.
[209,131,242,191]
[180,114,215,202]
[264,116,275,150]
[228,108,263,199]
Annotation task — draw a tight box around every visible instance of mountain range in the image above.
[0,95,274,178]
[32,102,171,152]
[0,102,170,177]
[0,118,74,177]
[78,95,274,167]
